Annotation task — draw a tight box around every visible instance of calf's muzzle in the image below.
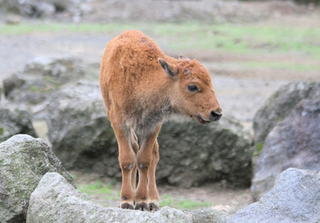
[210,110,222,122]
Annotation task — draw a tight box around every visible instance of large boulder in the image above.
[3,56,84,106]
[27,172,233,223]
[188,207,235,223]
[0,107,37,143]
[158,116,253,188]
[27,172,192,223]
[0,134,75,223]
[46,83,253,187]
[251,99,320,200]
[229,168,320,223]
[45,82,120,176]
[253,81,320,150]
[23,56,84,84]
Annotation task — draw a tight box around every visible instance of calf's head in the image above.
[159,55,222,124]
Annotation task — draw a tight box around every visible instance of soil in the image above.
[1,1,319,211]
[70,171,253,210]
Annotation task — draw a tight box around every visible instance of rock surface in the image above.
[0,134,74,223]
[27,172,194,223]
[251,99,320,200]
[2,0,312,23]
[158,116,253,188]
[229,168,320,223]
[0,107,37,142]
[188,207,235,223]
[23,56,84,84]
[46,83,253,187]
[1,0,77,18]
[45,82,120,176]
[253,81,320,149]
[3,56,84,106]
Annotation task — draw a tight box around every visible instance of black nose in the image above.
[211,110,222,121]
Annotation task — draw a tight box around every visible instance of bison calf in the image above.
[100,30,222,211]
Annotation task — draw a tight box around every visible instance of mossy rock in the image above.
[0,134,75,223]
[0,107,37,143]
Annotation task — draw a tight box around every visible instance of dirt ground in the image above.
[70,171,253,210]
[1,2,320,211]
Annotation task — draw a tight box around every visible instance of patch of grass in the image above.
[0,22,319,58]
[276,117,282,122]
[150,23,320,57]
[241,61,320,71]
[78,180,113,195]
[43,76,60,90]
[254,143,264,156]
[160,194,212,210]
[28,86,40,92]
[1,21,320,76]
[0,127,3,135]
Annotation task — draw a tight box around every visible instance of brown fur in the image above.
[100,30,222,211]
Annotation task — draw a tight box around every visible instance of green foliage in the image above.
[0,127,3,135]
[43,76,61,90]
[160,194,212,210]
[254,143,264,156]
[28,86,40,92]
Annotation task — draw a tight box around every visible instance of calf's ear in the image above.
[179,54,190,60]
[158,58,179,78]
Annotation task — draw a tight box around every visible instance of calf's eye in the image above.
[188,85,199,92]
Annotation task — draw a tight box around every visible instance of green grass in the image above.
[153,23,320,56]
[160,194,212,209]
[0,22,319,58]
[241,61,320,71]
[254,143,264,156]
[78,180,113,195]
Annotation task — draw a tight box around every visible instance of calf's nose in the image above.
[210,110,222,122]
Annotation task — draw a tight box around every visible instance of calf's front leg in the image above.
[147,140,160,211]
[135,125,162,211]
[113,125,136,209]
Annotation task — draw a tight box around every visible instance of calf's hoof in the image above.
[149,201,160,211]
[121,202,134,209]
[135,202,150,211]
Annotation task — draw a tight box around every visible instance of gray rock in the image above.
[45,83,120,176]
[27,172,192,223]
[158,116,253,188]
[4,56,84,105]
[46,83,253,187]
[5,77,54,105]
[5,14,21,24]
[188,207,235,223]
[3,74,26,97]
[0,135,75,223]
[251,99,320,200]
[253,81,320,150]
[0,107,37,143]
[24,56,84,84]
[1,0,77,17]
[229,168,320,223]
